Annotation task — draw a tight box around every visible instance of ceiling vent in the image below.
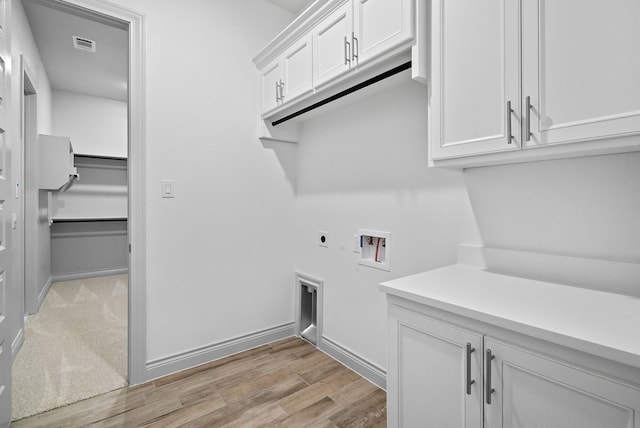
[72,36,96,53]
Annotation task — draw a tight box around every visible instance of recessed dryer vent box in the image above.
[358,229,391,271]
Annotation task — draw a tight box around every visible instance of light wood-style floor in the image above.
[12,337,386,427]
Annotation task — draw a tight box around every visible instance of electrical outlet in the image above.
[318,231,329,248]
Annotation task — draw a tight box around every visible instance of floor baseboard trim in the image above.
[319,336,387,390]
[52,268,129,283]
[36,276,53,312]
[146,323,296,381]
[11,328,25,363]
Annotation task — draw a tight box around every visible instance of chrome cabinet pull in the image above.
[279,79,285,101]
[466,343,475,395]
[486,349,496,404]
[275,81,281,102]
[525,95,532,142]
[506,101,514,144]
[344,36,351,65]
[352,32,358,62]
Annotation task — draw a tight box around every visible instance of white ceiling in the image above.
[22,0,128,102]
[21,0,314,103]
[266,0,316,14]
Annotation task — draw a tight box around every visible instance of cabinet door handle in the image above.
[352,32,358,62]
[344,36,351,66]
[485,349,496,405]
[279,79,285,101]
[275,81,281,102]
[525,96,532,142]
[466,343,475,395]
[506,101,513,144]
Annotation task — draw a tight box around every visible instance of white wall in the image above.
[464,153,640,265]
[294,75,480,370]
[10,0,53,345]
[52,90,127,157]
[105,0,297,364]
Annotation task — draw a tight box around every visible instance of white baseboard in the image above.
[319,336,386,390]
[36,276,53,312]
[52,267,129,283]
[457,244,640,296]
[145,323,296,381]
[11,328,25,363]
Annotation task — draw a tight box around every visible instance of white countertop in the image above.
[380,264,640,369]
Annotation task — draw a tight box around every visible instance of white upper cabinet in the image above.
[353,0,414,66]
[260,57,282,114]
[431,0,640,166]
[282,33,314,103]
[255,0,418,124]
[312,1,354,88]
[522,0,640,148]
[431,0,521,160]
[260,34,313,115]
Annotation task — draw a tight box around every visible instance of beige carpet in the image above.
[11,274,128,421]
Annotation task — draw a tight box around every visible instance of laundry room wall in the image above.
[103,0,299,371]
[463,152,640,291]
[294,75,481,373]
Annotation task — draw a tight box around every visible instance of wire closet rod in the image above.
[272,60,412,126]
[75,153,128,161]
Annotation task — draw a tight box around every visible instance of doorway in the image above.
[10,0,146,421]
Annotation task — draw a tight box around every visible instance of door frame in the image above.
[21,57,37,320]
[56,0,147,385]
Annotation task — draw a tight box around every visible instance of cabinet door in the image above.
[260,57,281,114]
[388,307,482,428]
[484,338,640,428]
[522,0,640,147]
[312,1,353,88]
[430,0,521,160]
[352,0,414,66]
[282,33,313,104]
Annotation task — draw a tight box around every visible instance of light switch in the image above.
[161,180,174,198]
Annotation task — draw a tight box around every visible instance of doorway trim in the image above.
[57,0,147,385]
[21,57,38,320]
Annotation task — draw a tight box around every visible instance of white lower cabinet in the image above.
[485,338,640,428]
[388,306,640,428]
[389,307,482,427]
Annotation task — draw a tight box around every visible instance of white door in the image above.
[388,307,483,428]
[352,0,413,66]
[0,0,11,425]
[260,56,282,114]
[312,1,353,88]
[430,0,521,160]
[522,0,640,147]
[484,338,640,428]
[281,33,313,104]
